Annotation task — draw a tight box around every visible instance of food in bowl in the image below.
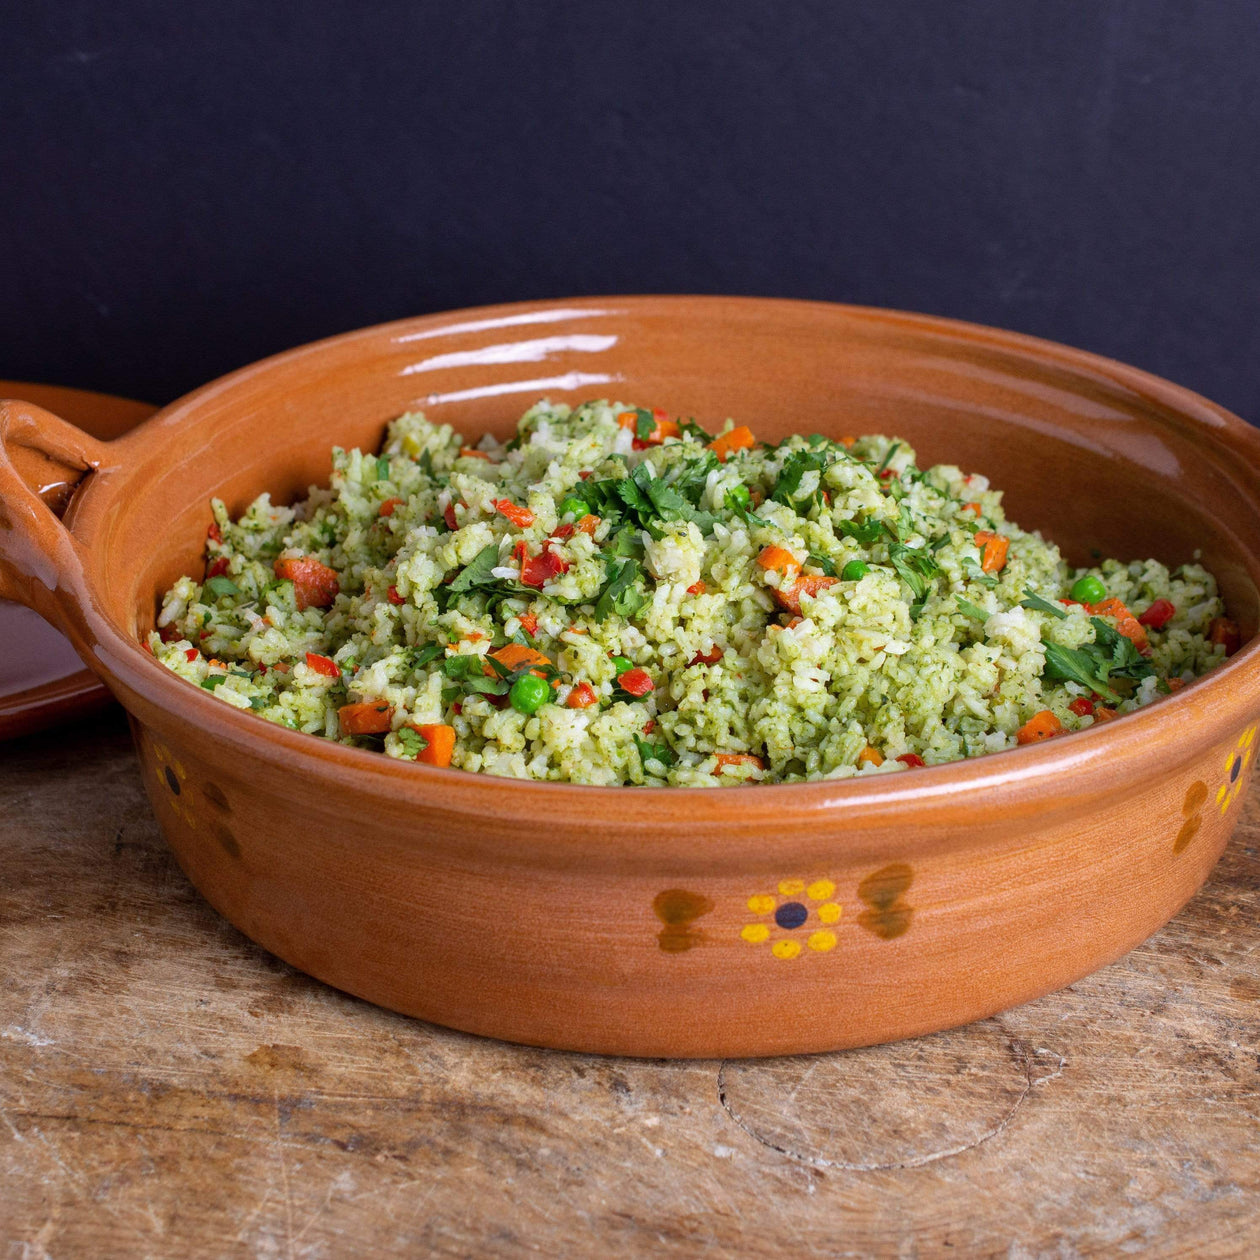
[149,399,1236,785]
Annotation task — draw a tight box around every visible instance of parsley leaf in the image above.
[960,553,999,588]
[595,556,647,622]
[956,597,990,621]
[1019,588,1068,619]
[807,553,837,577]
[448,544,503,593]
[771,449,830,508]
[396,726,427,758]
[887,542,941,602]
[837,517,885,545]
[204,575,241,600]
[634,734,677,771]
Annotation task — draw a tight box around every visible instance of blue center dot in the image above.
[1231,757,1242,783]
[774,901,808,930]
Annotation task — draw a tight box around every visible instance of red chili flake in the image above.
[578,470,592,480]
[551,523,576,540]
[1068,697,1095,716]
[686,580,706,596]
[379,497,404,518]
[185,648,198,662]
[895,753,926,768]
[443,501,459,530]
[879,468,899,480]
[519,612,538,637]
[643,720,656,734]
[304,652,341,678]
[387,585,405,606]
[207,557,230,578]
[451,701,463,716]
[618,667,654,697]
[520,545,570,589]
[207,522,222,543]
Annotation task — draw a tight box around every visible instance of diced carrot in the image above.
[756,546,801,576]
[707,425,755,462]
[1137,598,1175,629]
[1068,697,1095,716]
[974,531,1010,574]
[484,643,552,678]
[618,409,679,446]
[1016,710,1065,744]
[518,612,538,637]
[688,646,724,666]
[772,574,839,615]
[274,556,340,610]
[840,436,857,448]
[896,753,926,768]
[406,722,456,766]
[459,447,491,460]
[1093,707,1117,722]
[379,497,405,518]
[713,752,765,774]
[962,502,982,516]
[338,700,393,735]
[1088,598,1151,655]
[1166,677,1185,692]
[551,523,576,540]
[494,498,535,528]
[566,681,598,709]
[858,745,884,767]
[305,652,340,678]
[576,514,600,535]
[1208,616,1241,656]
[686,580,707,595]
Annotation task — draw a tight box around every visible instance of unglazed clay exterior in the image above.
[2,297,1259,1057]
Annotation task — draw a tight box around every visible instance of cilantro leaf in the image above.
[595,556,647,622]
[807,553,837,577]
[396,726,427,758]
[204,575,241,600]
[771,449,830,507]
[1019,588,1068,619]
[1043,642,1122,703]
[837,517,885,545]
[887,542,940,602]
[960,553,999,588]
[956,597,990,621]
[634,734,677,770]
[448,544,502,593]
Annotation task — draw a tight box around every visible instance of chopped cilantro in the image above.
[956,597,990,621]
[1019,588,1068,619]
[448,544,503,593]
[204,575,241,600]
[634,734,677,770]
[396,726,428,758]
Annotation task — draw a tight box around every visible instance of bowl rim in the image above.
[72,294,1260,829]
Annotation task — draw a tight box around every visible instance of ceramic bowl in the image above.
[3,297,1259,1058]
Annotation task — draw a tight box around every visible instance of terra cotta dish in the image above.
[0,381,155,738]
[2,297,1258,1058]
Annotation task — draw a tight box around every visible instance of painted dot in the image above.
[778,879,805,896]
[808,930,837,952]
[1182,781,1208,814]
[817,902,842,924]
[774,901,808,930]
[1231,757,1242,783]
[772,940,801,960]
[807,879,836,901]
[741,923,771,944]
[163,766,181,795]
[747,894,776,915]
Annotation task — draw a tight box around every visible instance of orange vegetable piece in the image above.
[973,531,1010,574]
[407,722,456,766]
[338,701,393,735]
[686,580,706,595]
[756,546,802,576]
[857,745,884,767]
[1016,710,1065,745]
[518,612,538,637]
[1088,598,1151,655]
[566,681,598,709]
[459,447,491,460]
[484,643,552,677]
[617,409,679,446]
[707,425,755,462]
[1093,707,1118,723]
[840,436,857,448]
[772,574,838,615]
[274,556,340,610]
[1208,616,1241,656]
[379,497,404,517]
[712,752,765,774]
[576,514,600,536]
[962,501,982,515]
[494,498,535,528]
[688,646,724,666]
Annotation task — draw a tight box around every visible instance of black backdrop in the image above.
[5,2,1260,420]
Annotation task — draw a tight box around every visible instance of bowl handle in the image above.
[0,398,110,635]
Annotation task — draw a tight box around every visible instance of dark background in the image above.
[4,2,1260,419]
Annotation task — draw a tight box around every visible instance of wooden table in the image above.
[3,711,1258,1258]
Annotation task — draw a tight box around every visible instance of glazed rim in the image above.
[38,297,1260,830]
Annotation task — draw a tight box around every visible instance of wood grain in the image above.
[3,712,1258,1257]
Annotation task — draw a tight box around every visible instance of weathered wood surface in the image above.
[2,711,1258,1258]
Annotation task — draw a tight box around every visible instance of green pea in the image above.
[611,656,633,675]
[841,559,870,581]
[559,497,587,519]
[509,673,550,715]
[1070,575,1107,604]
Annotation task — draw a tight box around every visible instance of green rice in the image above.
[151,399,1229,785]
